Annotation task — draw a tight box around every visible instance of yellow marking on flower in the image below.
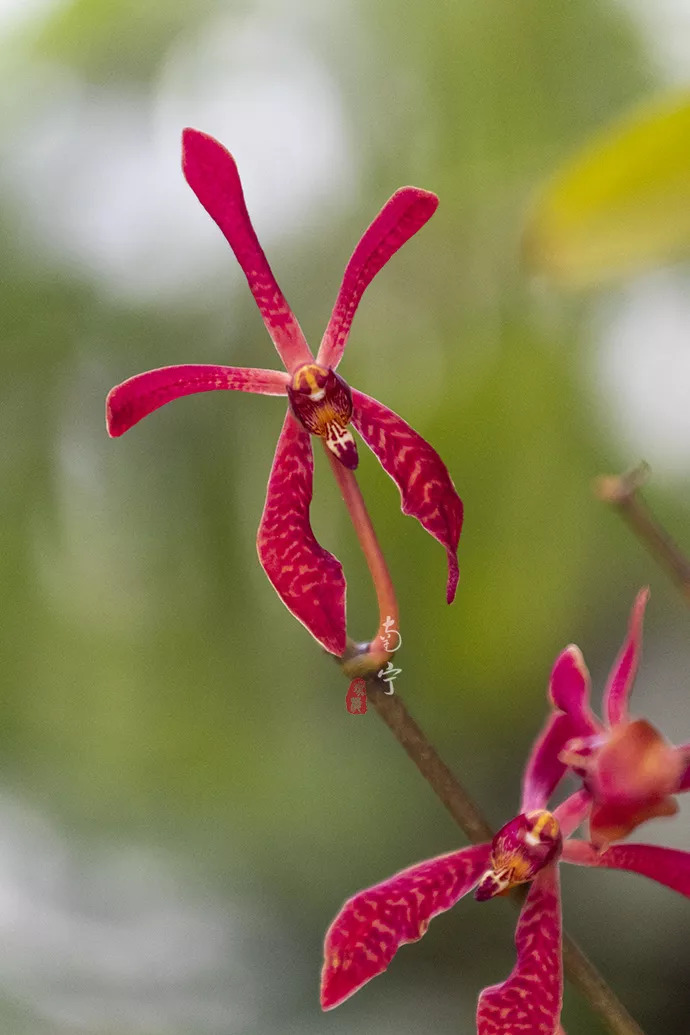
[291,364,328,399]
[524,809,560,845]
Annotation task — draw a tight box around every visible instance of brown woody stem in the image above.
[596,462,690,605]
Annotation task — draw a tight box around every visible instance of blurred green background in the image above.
[1,0,689,1032]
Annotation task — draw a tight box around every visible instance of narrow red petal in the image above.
[477,864,562,1035]
[351,389,463,603]
[553,790,592,839]
[522,647,601,813]
[316,187,438,370]
[257,410,346,655]
[521,712,591,813]
[182,128,312,372]
[106,364,289,437]
[321,843,489,1010]
[562,840,690,897]
[548,646,598,729]
[603,587,649,727]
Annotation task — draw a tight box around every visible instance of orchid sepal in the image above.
[351,388,463,603]
[603,586,649,726]
[561,840,690,897]
[477,864,562,1035]
[106,364,289,437]
[257,411,346,655]
[320,843,490,1010]
[317,186,439,371]
[181,128,312,372]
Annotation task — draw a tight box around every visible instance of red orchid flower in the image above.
[106,129,463,657]
[544,588,690,847]
[321,704,690,1032]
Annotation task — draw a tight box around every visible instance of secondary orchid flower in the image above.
[321,710,690,1032]
[546,588,690,846]
[106,129,463,657]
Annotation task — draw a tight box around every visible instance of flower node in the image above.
[474,810,562,901]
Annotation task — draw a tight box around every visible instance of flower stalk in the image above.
[324,445,398,666]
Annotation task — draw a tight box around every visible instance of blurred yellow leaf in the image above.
[524,91,690,286]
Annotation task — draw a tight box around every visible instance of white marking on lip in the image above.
[309,388,325,401]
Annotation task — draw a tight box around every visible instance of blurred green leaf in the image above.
[525,91,690,286]
[29,0,211,82]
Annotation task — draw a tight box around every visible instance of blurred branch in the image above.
[367,681,644,1035]
[367,681,493,843]
[596,462,690,605]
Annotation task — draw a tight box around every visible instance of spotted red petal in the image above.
[106,364,289,437]
[603,587,649,727]
[257,410,346,655]
[351,389,462,603]
[521,712,590,813]
[477,864,562,1035]
[562,840,690,897]
[181,128,312,373]
[320,843,489,1010]
[316,187,438,370]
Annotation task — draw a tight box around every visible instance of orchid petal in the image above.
[562,840,690,897]
[587,796,679,849]
[593,718,684,807]
[321,843,489,1010]
[257,410,346,655]
[548,646,598,730]
[477,864,562,1035]
[679,748,690,792]
[351,389,463,603]
[316,187,438,370]
[182,129,312,372]
[521,712,590,813]
[583,718,685,846]
[603,587,649,727]
[553,789,592,839]
[106,364,289,437]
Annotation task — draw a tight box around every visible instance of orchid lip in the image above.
[475,810,563,902]
[287,363,358,467]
